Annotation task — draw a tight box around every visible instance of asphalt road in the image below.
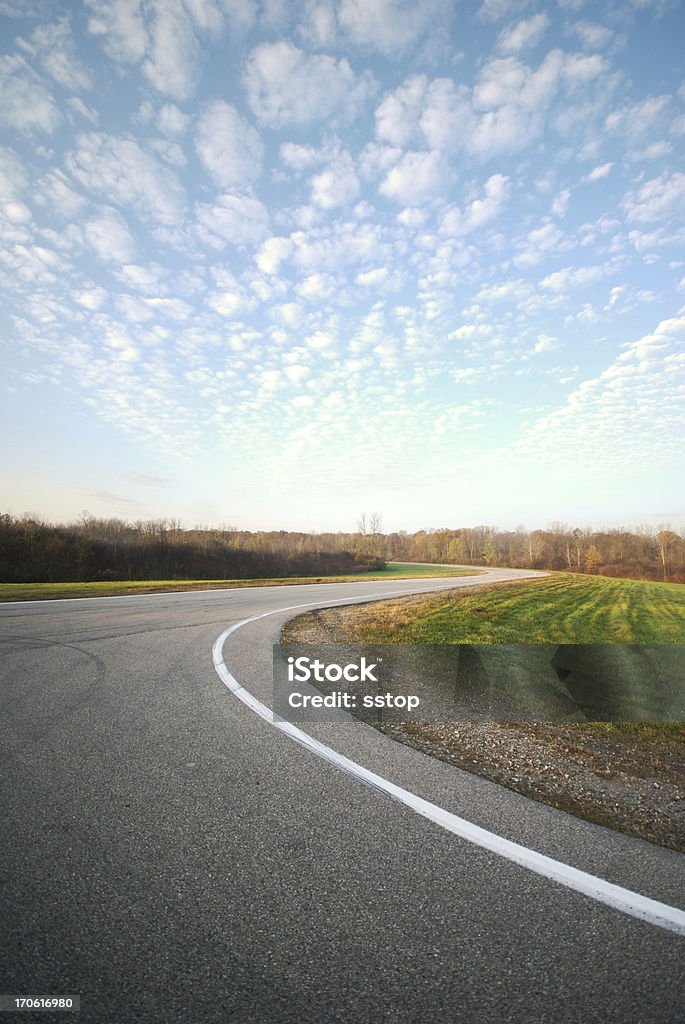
[1,570,683,1024]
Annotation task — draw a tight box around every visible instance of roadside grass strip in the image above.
[0,563,478,602]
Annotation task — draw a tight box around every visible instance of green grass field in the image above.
[333,573,685,644]
[0,562,478,602]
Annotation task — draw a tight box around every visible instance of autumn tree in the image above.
[584,545,601,574]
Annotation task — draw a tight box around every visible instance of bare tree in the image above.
[369,511,383,536]
[656,529,679,581]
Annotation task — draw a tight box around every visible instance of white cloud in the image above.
[0,240,64,287]
[0,55,60,134]
[101,323,141,363]
[0,146,27,202]
[17,18,92,91]
[208,287,255,318]
[305,328,338,353]
[497,13,550,53]
[271,302,304,328]
[116,262,167,291]
[375,76,474,155]
[420,79,474,153]
[282,362,310,383]
[562,53,608,86]
[280,141,322,170]
[35,170,86,218]
[186,0,256,34]
[158,103,189,135]
[195,100,263,189]
[290,219,387,274]
[533,332,561,353]
[475,279,532,303]
[397,207,426,228]
[552,188,571,217]
[622,172,685,223]
[117,293,154,323]
[258,368,283,392]
[67,97,99,124]
[297,0,337,48]
[87,0,199,99]
[85,0,148,63]
[73,286,108,310]
[149,138,187,167]
[142,0,200,99]
[512,316,685,466]
[478,0,527,22]
[514,220,569,267]
[279,137,360,209]
[255,236,293,274]
[87,0,256,99]
[605,95,671,139]
[440,174,510,236]
[205,267,257,320]
[356,266,389,286]
[469,50,564,158]
[310,151,359,208]
[379,150,453,205]
[358,142,403,180]
[296,272,336,301]
[143,296,192,321]
[572,21,614,49]
[449,323,493,341]
[66,132,185,225]
[540,263,609,292]
[375,74,426,147]
[627,226,685,253]
[583,162,613,183]
[195,193,270,248]
[373,52,574,162]
[629,140,672,162]
[337,0,451,55]
[259,0,293,33]
[244,41,374,127]
[2,198,31,224]
[84,206,137,263]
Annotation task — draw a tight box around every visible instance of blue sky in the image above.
[1,0,684,533]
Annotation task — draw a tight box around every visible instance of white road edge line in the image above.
[212,591,685,938]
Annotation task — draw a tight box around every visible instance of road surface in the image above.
[1,569,683,1023]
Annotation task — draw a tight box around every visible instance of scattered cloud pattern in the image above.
[0,1,684,529]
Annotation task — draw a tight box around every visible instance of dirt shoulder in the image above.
[283,606,685,854]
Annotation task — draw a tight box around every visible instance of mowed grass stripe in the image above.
[338,574,685,644]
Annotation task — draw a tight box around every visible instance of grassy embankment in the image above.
[0,561,479,602]
[284,573,685,847]
[328,572,685,644]
[302,571,685,737]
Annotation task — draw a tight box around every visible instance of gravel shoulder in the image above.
[283,606,685,854]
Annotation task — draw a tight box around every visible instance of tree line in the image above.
[382,522,685,583]
[1,513,683,584]
[0,514,384,583]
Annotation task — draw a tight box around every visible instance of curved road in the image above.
[1,569,683,1023]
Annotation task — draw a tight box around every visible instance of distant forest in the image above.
[1,513,684,584]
